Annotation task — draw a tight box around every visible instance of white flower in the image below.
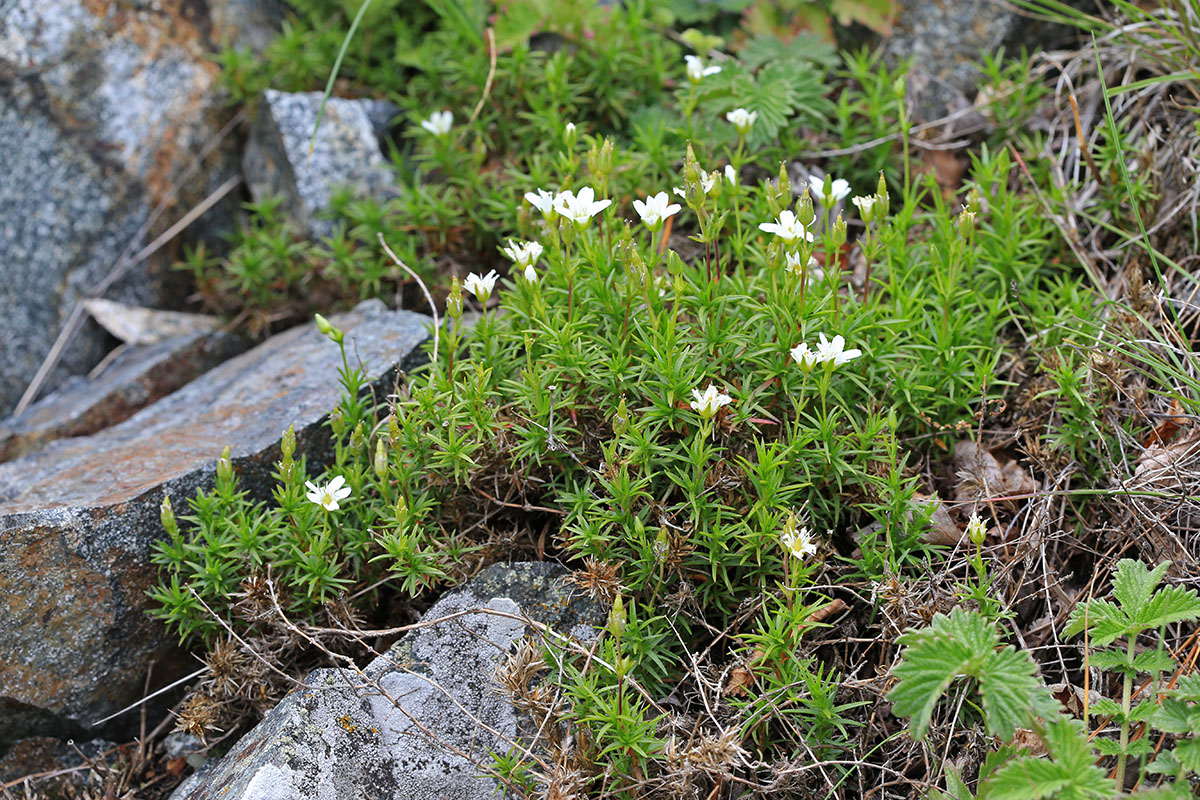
[462,270,499,303]
[684,54,721,83]
[724,164,737,186]
[758,210,813,245]
[500,239,543,269]
[554,186,612,226]
[690,384,732,420]
[632,192,682,230]
[673,173,716,201]
[852,195,879,223]
[523,263,538,283]
[524,188,558,219]
[784,251,820,277]
[420,110,453,137]
[815,333,863,367]
[305,475,352,511]
[966,513,987,545]
[807,175,851,205]
[725,107,757,135]
[780,515,817,560]
[789,342,821,372]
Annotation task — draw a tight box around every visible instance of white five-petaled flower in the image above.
[724,164,737,186]
[852,195,879,223]
[784,251,819,277]
[789,342,821,372]
[462,270,499,303]
[554,187,612,226]
[420,110,453,137]
[690,384,732,420]
[524,188,559,219]
[725,107,757,135]
[808,175,851,205]
[632,192,682,230]
[684,54,721,83]
[780,515,817,560]
[815,333,863,367]
[500,239,543,270]
[305,475,352,512]
[758,210,813,245]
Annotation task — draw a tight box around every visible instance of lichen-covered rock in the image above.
[0,0,284,414]
[244,90,397,239]
[171,562,607,800]
[0,300,430,751]
[0,328,248,463]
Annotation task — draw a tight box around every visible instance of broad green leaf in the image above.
[1136,585,1200,632]
[1151,698,1194,734]
[1175,738,1200,773]
[987,718,1116,800]
[1112,559,1171,618]
[888,609,1056,741]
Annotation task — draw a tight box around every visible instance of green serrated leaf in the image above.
[987,718,1116,800]
[1086,649,1128,671]
[1094,737,1125,756]
[1168,673,1200,703]
[1131,648,1177,675]
[1152,699,1195,734]
[1174,738,1200,773]
[889,610,1055,741]
[1135,585,1200,633]
[1112,559,1170,612]
[1089,696,1122,717]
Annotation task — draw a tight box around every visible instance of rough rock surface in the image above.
[0,300,430,751]
[244,90,397,239]
[0,329,248,463]
[171,562,607,800]
[0,0,284,414]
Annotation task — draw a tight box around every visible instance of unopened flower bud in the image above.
[160,495,178,537]
[447,278,464,320]
[608,594,626,637]
[892,75,907,101]
[876,172,890,217]
[767,162,792,217]
[796,189,815,228]
[832,214,847,247]
[563,121,578,150]
[281,423,296,463]
[329,409,345,437]
[216,445,233,484]
[374,438,387,479]
[653,527,670,559]
[387,417,401,445]
[349,421,364,451]
[613,396,630,437]
[395,496,409,525]
[957,206,976,240]
[314,313,343,344]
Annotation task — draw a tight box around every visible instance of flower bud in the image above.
[160,495,178,538]
[876,172,890,217]
[832,214,847,248]
[653,526,670,559]
[281,423,296,463]
[957,206,976,240]
[374,438,388,480]
[329,409,346,437]
[446,277,464,320]
[387,417,401,445]
[892,75,907,101]
[395,495,409,525]
[563,121,578,150]
[216,445,233,485]
[822,174,834,207]
[314,313,344,344]
[796,189,815,228]
[966,513,987,546]
[349,421,364,451]
[613,396,630,437]
[608,594,626,637]
[767,162,792,217]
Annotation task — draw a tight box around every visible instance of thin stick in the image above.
[466,28,497,126]
[378,233,439,365]
[90,665,209,727]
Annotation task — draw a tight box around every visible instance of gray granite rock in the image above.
[0,329,248,463]
[0,0,284,415]
[244,90,397,240]
[171,562,607,800]
[0,300,430,751]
